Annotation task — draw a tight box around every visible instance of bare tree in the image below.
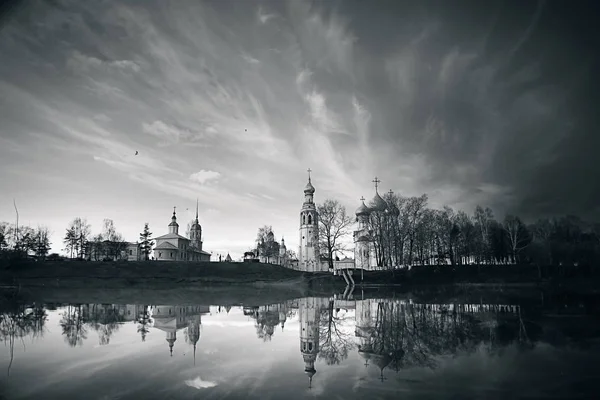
[317,199,353,269]
[102,219,127,260]
[504,215,530,263]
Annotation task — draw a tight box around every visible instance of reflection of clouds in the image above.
[185,376,217,389]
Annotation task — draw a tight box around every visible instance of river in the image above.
[1,289,599,399]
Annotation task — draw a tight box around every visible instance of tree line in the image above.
[316,194,600,269]
[0,218,155,261]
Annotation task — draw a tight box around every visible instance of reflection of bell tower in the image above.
[166,331,176,356]
[299,297,320,388]
[186,315,201,365]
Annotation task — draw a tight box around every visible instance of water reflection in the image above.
[1,292,599,399]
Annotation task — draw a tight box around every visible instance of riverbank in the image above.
[2,260,598,295]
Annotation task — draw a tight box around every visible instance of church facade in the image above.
[153,204,211,262]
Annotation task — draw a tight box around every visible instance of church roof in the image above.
[153,242,179,250]
[189,248,211,255]
[154,233,190,241]
[369,192,388,212]
[355,200,370,216]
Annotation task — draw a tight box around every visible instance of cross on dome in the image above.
[307,168,312,181]
[360,196,365,202]
[372,177,381,192]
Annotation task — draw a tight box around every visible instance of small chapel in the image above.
[153,203,212,262]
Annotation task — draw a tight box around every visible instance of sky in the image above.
[0,0,598,258]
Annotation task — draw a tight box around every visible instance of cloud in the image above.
[184,376,218,390]
[257,7,276,25]
[143,120,194,144]
[189,170,221,185]
[67,50,141,73]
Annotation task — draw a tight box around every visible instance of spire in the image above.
[195,199,199,222]
[307,168,312,182]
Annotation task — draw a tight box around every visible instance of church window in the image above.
[302,214,306,224]
[159,252,162,258]
[170,252,173,258]
[308,214,312,225]
[308,342,313,351]
[169,308,172,314]
[129,250,133,255]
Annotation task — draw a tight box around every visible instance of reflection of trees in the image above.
[59,305,88,348]
[0,304,48,375]
[84,304,125,345]
[137,306,152,342]
[247,304,289,342]
[359,301,511,373]
[318,300,356,365]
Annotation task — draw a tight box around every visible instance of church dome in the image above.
[355,200,370,216]
[304,180,315,194]
[267,231,275,241]
[387,201,400,216]
[369,192,388,212]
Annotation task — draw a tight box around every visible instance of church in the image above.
[295,170,398,273]
[153,203,212,262]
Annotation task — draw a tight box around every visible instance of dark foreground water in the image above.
[1,291,600,399]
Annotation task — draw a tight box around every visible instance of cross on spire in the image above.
[360,196,365,202]
[195,199,199,220]
[307,168,312,181]
[173,206,176,215]
[372,177,381,192]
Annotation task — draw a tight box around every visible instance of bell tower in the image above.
[298,169,322,272]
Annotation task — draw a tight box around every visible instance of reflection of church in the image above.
[151,305,211,360]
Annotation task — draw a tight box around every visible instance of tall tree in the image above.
[63,226,77,259]
[102,219,127,260]
[255,225,278,258]
[64,218,91,259]
[139,223,154,261]
[33,226,51,259]
[504,215,531,263]
[317,199,353,269]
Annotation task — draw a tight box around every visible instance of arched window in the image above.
[308,214,312,225]
[308,342,313,351]
[302,214,306,224]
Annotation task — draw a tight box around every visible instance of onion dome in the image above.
[304,179,315,194]
[355,200,370,216]
[387,201,400,216]
[168,207,178,226]
[369,192,388,212]
[267,231,275,241]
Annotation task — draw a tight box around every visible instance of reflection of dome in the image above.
[355,201,370,216]
[304,368,316,378]
[369,192,388,212]
[304,179,315,194]
[371,353,393,370]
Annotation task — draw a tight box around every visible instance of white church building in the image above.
[153,204,211,262]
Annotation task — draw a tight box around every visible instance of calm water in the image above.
[1,292,600,399]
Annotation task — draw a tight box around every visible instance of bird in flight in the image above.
[135,151,138,155]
